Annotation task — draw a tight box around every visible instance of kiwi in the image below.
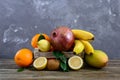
[47,58,60,70]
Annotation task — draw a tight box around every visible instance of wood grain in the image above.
[34,48,84,58]
[0,59,120,80]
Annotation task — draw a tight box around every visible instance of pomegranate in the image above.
[50,26,74,51]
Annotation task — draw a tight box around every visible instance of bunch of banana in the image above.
[72,29,94,41]
[72,29,94,55]
[73,40,84,54]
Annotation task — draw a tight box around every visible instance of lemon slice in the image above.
[68,56,83,70]
[33,57,47,70]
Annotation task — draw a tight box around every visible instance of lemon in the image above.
[37,39,51,52]
[33,57,47,70]
[68,56,83,70]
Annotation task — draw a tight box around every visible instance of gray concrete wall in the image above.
[0,0,120,59]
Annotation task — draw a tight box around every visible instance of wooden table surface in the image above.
[0,59,120,80]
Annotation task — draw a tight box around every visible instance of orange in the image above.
[31,34,40,48]
[31,33,50,48]
[42,33,51,42]
[14,48,33,67]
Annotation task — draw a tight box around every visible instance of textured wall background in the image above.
[0,0,120,59]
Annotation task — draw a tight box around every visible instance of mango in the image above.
[85,50,109,68]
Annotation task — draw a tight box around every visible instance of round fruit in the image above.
[14,48,33,67]
[31,34,40,48]
[68,56,83,70]
[47,58,60,71]
[37,39,51,52]
[85,50,109,68]
[31,33,50,48]
[50,26,74,51]
[33,57,47,70]
[49,45,54,52]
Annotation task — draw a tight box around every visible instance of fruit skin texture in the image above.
[81,40,94,55]
[14,48,33,67]
[72,29,94,41]
[73,40,84,54]
[42,33,51,42]
[47,58,60,71]
[50,26,74,51]
[31,33,50,48]
[31,34,40,48]
[85,50,109,68]
[37,39,51,52]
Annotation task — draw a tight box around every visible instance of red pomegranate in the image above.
[50,26,74,51]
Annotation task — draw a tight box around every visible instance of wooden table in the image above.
[0,59,120,80]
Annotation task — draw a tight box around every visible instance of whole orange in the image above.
[31,33,50,48]
[14,48,33,67]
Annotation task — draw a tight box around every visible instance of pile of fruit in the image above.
[14,26,109,72]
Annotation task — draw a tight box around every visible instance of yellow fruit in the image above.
[81,40,94,55]
[85,50,109,68]
[72,29,94,41]
[33,57,47,70]
[47,58,60,71]
[37,39,51,52]
[73,40,84,54]
[31,33,50,48]
[68,56,83,70]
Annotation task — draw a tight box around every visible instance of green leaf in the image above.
[60,61,69,72]
[52,51,69,72]
[27,66,36,71]
[38,34,45,41]
[59,55,67,64]
[17,67,25,72]
[52,51,63,59]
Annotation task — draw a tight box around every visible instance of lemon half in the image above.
[68,56,83,70]
[33,57,47,70]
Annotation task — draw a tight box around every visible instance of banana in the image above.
[80,40,94,55]
[72,29,94,41]
[73,40,84,54]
